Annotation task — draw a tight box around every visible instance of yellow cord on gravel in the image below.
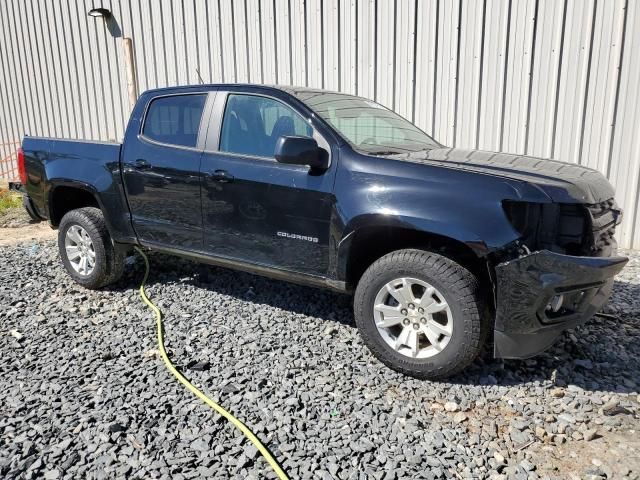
[134,247,289,480]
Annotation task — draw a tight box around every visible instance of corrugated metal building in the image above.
[0,0,639,248]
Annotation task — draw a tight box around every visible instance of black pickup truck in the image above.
[18,84,627,379]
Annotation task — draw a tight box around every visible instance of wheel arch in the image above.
[338,218,491,293]
[48,182,105,228]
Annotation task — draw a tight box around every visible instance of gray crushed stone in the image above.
[0,241,638,479]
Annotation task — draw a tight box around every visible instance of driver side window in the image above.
[219,94,313,158]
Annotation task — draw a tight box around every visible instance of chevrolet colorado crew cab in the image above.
[18,84,628,379]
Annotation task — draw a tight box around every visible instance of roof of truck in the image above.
[141,83,350,98]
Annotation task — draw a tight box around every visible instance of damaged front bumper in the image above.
[493,250,628,359]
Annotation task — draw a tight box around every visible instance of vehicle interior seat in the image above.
[221,96,269,156]
[268,116,296,154]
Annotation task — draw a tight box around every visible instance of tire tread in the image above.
[353,248,488,380]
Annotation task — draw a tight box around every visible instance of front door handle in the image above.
[208,169,234,183]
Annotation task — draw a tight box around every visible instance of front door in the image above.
[121,93,209,249]
[200,92,336,276]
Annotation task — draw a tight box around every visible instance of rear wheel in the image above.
[58,207,125,289]
[353,249,488,379]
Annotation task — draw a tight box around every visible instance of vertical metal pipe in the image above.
[122,37,138,111]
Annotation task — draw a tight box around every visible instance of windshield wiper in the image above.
[365,150,405,156]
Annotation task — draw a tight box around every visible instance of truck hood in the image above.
[388,147,614,204]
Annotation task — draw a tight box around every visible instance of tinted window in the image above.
[219,94,313,157]
[143,94,207,148]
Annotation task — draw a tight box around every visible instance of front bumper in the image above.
[493,250,628,359]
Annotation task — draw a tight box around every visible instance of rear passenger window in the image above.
[142,94,207,148]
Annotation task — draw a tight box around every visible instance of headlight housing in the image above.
[502,200,591,256]
[502,200,540,238]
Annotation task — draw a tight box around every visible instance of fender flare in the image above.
[334,213,490,282]
[46,180,114,233]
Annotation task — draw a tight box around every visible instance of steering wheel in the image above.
[360,137,378,146]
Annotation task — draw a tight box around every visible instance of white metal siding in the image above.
[0,0,638,249]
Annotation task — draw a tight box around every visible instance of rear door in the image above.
[121,92,212,249]
[199,91,337,276]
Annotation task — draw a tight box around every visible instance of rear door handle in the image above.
[208,169,234,183]
[134,158,151,170]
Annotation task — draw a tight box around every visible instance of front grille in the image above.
[584,199,621,256]
[502,199,621,258]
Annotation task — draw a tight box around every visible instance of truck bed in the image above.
[21,136,134,242]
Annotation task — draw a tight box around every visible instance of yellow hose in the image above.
[134,247,289,480]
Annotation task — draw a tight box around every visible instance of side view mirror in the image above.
[275,136,329,170]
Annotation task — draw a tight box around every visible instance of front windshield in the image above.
[296,91,440,154]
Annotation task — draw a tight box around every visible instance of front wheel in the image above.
[353,249,488,379]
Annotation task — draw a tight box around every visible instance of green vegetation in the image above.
[0,189,21,217]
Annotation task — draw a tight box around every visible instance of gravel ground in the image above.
[1,239,639,480]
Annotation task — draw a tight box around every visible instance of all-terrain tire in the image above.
[58,207,125,289]
[353,248,488,379]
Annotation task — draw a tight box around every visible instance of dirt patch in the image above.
[0,202,32,228]
[528,419,640,478]
[449,391,640,478]
[0,222,57,246]
[0,200,57,246]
